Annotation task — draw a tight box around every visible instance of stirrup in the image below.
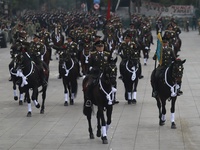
[85,100,92,107]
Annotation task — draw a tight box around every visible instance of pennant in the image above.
[156,32,163,65]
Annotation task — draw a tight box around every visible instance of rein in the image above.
[62,58,74,76]
[164,66,180,97]
[99,73,117,105]
[125,60,138,81]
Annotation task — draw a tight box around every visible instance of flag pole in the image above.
[106,0,111,21]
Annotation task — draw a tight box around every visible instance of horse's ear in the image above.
[110,57,117,64]
[182,59,186,64]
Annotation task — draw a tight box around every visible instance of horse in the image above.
[120,58,140,104]
[151,59,186,128]
[14,51,49,117]
[82,58,117,144]
[60,52,79,106]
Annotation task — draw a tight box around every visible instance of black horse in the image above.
[151,59,186,128]
[120,58,140,104]
[82,58,117,144]
[15,52,49,117]
[60,52,79,106]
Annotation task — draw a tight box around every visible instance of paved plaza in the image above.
[0,30,200,150]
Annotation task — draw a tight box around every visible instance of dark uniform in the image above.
[162,28,176,48]
[11,25,27,58]
[89,48,110,74]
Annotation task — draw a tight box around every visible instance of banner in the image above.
[156,33,162,65]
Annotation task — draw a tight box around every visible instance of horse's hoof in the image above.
[101,136,108,144]
[96,130,101,137]
[159,120,165,126]
[40,109,44,114]
[27,112,32,117]
[132,99,137,104]
[90,133,95,139]
[171,122,177,129]
[64,101,68,106]
[36,103,40,109]
[24,99,27,103]
[14,96,18,101]
[70,99,74,105]
[128,100,132,104]
[144,63,147,66]
[19,101,23,105]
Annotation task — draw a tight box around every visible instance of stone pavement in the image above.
[0,30,200,150]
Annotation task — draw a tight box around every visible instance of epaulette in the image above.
[90,51,97,55]
[165,30,175,33]
[104,51,110,54]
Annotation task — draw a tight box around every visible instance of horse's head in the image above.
[103,58,117,86]
[60,51,71,62]
[171,59,186,83]
[14,52,26,69]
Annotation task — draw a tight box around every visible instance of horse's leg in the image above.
[96,110,101,138]
[40,86,47,114]
[155,97,164,126]
[106,105,113,132]
[70,79,77,105]
[132,79,139,104]
[63,79,69,106]
[26,90,32,117]
[124,81,132,104]
[170,97,177,129]
[98,107,108,144]
[32,87,40,109]
[160,98,166,126]
[18,89,24,105]
[83,102,94,139]
[12,80,18,101]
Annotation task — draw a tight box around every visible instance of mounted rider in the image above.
[162,25,176,48]
[10,23,27,58]
[58,35,80,79]
[21,33,47,86]
[118,34,143,79]
[39,26,53,60]
[84,40,118,105]
[152,40,176,98]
